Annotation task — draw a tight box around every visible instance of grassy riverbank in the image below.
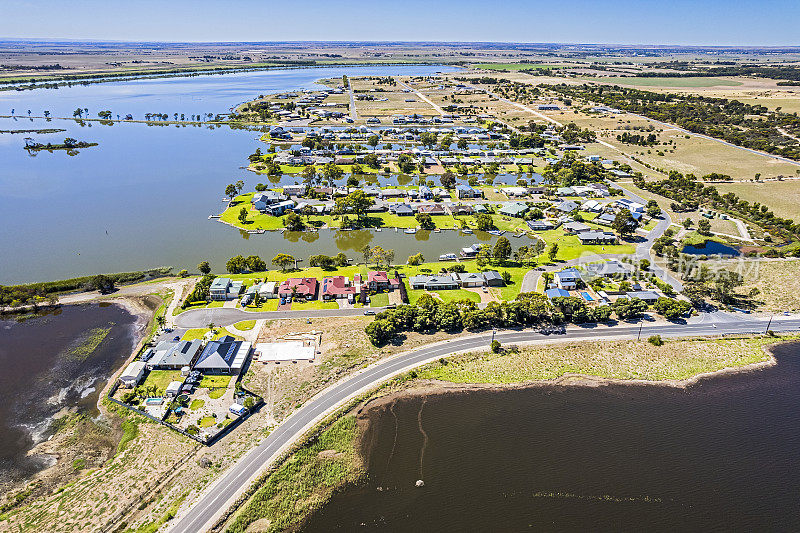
[418,335,792,384]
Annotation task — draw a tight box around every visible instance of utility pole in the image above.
[637,320,643,341]
[765,314,773,334]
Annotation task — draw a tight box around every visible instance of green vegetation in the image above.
[117,418,140,454]
[234,319,257,331]
[369,292,389,307]
[418,336,782,383]
[140,370,183,395]
[583,76,742,88]
[67,326,112,360]
[228,415,362,533]
[198,416,216,428]
[189,399,205,410]
[126,492,189,533]
[199,375,232,389]
[208,389,226,400]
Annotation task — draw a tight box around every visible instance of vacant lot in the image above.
[738,260,800,312]
[714,180,800,221]
[419,335,782,384]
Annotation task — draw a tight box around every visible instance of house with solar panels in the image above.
[193,336,251,375]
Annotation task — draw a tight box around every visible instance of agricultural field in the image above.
[578,76,744,88]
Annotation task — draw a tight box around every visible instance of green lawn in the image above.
[200,374,232,389]
[369,293,389,307]
[198,416,216,428]
[182,327,241,341]
[290,300,340,310]
[234,320,256,331]
[141,370,183,395]
[209,389,225,399]
[189,399,205,410]
[407,287,481,305]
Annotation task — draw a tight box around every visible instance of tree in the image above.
[226,255,247,274]
[365,319,396,345]
[407,253,424,266]
[272,253,296,271]
[415,212,435,230]
[322,162,344,182]
[612,297,648,320]
[491,339,501,353]
[682,219,694,229]
[178,269,189,278]
[334,252,349,267]
[547,242,559,262]
[612,209,635,236]
[246,255,266,272]
[361,244,372,265]
[501,271,512,284]
[283,211,305,231]
[235,180,244,194]
[252,292,261,308]
[198,261,211,274]
[301,165,317,184]
[653,297,691,320]
[697,218,712,236]
[155,315,166,329]
[457,138,468,150]
[440,171,456,189]
[474,213,495,231]
[493,237,512,262]
[237,207,248,225]
[367,134,380,147]
[88,274,114,293]
[225,184,237,198]
[476,244,492,269]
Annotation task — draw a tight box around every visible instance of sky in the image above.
[2,0,799,46]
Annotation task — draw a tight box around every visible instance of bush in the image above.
[491,339,501,353]
[648,335,664,346]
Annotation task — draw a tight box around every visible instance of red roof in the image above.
[322,276,356,297]
[278,277,318,296]
[368,271,389,284]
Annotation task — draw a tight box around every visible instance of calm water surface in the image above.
[0,304,137,482]
[0,65,466,283]
[304,342,800,532]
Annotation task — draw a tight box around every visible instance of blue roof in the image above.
[545,288,570,299]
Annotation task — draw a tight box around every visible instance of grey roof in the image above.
[554,200,579,212]
[626,290,660,300]
[583,261,632,277]
[482,270,503,282]
[194,336,243,371]
[455,272,484,283]
[150,339,202,368]
[555,268,582,281]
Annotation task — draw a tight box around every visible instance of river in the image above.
[0,304,138,485]
[303,342,800,532]
[0,64,501,284]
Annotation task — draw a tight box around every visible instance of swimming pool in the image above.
[580,292,594,302]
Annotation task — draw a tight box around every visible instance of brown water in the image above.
[304,342,800,532]
[0,304,138,483]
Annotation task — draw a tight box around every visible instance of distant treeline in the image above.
[631,64,800,82]
[0,267,173,307]
[0,63,63,71]
[545,83,800,160]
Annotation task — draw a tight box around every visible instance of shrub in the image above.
[648,335,664,346]
[491,339,501,353]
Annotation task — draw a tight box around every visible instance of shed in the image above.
[119,361,146,388]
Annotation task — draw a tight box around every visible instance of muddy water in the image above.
[0,303,138,483]
[303,342,800,532]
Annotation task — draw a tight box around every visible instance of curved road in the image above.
[169,315,800,533]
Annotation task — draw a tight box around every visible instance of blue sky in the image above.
[2,0,799,46]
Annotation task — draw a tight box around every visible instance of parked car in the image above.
[364,309,376,315]
[172,336,180,341]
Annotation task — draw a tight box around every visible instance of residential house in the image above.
[545,287,570,299]
[278,278,318,300]
[194,336,251,375]
[454,272,485,287]
[445,204,472,216]
[538,104,560,111]
[456,184,481,199]
[582,199,603,212]
[418,185,433,199]
[527,220,553,231]
[552,200,580,213]
[582,260,633,279]
[563,221,592,234]
[252,191,286,211]
[367,271,399,291]
[555,268,582,290]
[419,203,448,216]
[460,243,482,258]
[499,202,529,218]
[391,203,416,216]
[264,199,295,216]
[210,278,231,301]
[409,274,459,290]
[149,339,202,370]
[322,276,357,300]
[594,212,617,226]
[556,187,575,197]
[577,230,617,245]
[625,290,660,303]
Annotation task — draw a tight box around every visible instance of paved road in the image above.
[397,80,444,115]
[169,315,800,533]
[347,82,358,120]
[175,306,369,328]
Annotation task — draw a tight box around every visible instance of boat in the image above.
[461,228,473,234]
[404,228,417,234]
[208,214,221,219]
[375,228,382,232]
[433,228,441,233]
[487,229,505,236]
[439,253,457,261]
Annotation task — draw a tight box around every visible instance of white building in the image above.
[119,361,146,388]
[256,341,315,363]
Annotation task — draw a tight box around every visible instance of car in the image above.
[385,304,396,309]
[364,310,376,315]
[482,287,488,293]
[172,335,180,341]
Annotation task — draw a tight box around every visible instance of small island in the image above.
[23,136,98,153]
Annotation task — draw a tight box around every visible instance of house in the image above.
[322,276,357,300]
[527,220,553,231]
[409,274,459,290]
[545,287,570,299]
[252,190,285,210]
[419,203,448,215]
[456,184,480,199]
[418,185,433,199]
[556,187,575,197]
[499,202,529,218]
[538,104,560,111]
[278,278,318,300]
[625,291,660,303]
[582,260,633,279]
[594,212,617,226]
[149,339,202,370]
[392,203,416,216]
[119,361,146,388]
[380,188,406,199]
[616,198,645,214]
[256,341,316,363]
[194,336,251,375]
[448,204,474,216]
[367,271,399,291]
[577,230,617,245]
[454,272,486,287]
[460,243,482,258]
[582,199,603,212]
[264,199,295,216]
[259,281,278,299]
[563,221,592,234]
[229,403,248,416]
[482,270,505,287]
[552,200,579,213]
[555,268,582,290]
[210,278,231,300]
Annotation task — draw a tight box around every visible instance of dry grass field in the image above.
[738,260,800,312]
[714,180,800,221]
